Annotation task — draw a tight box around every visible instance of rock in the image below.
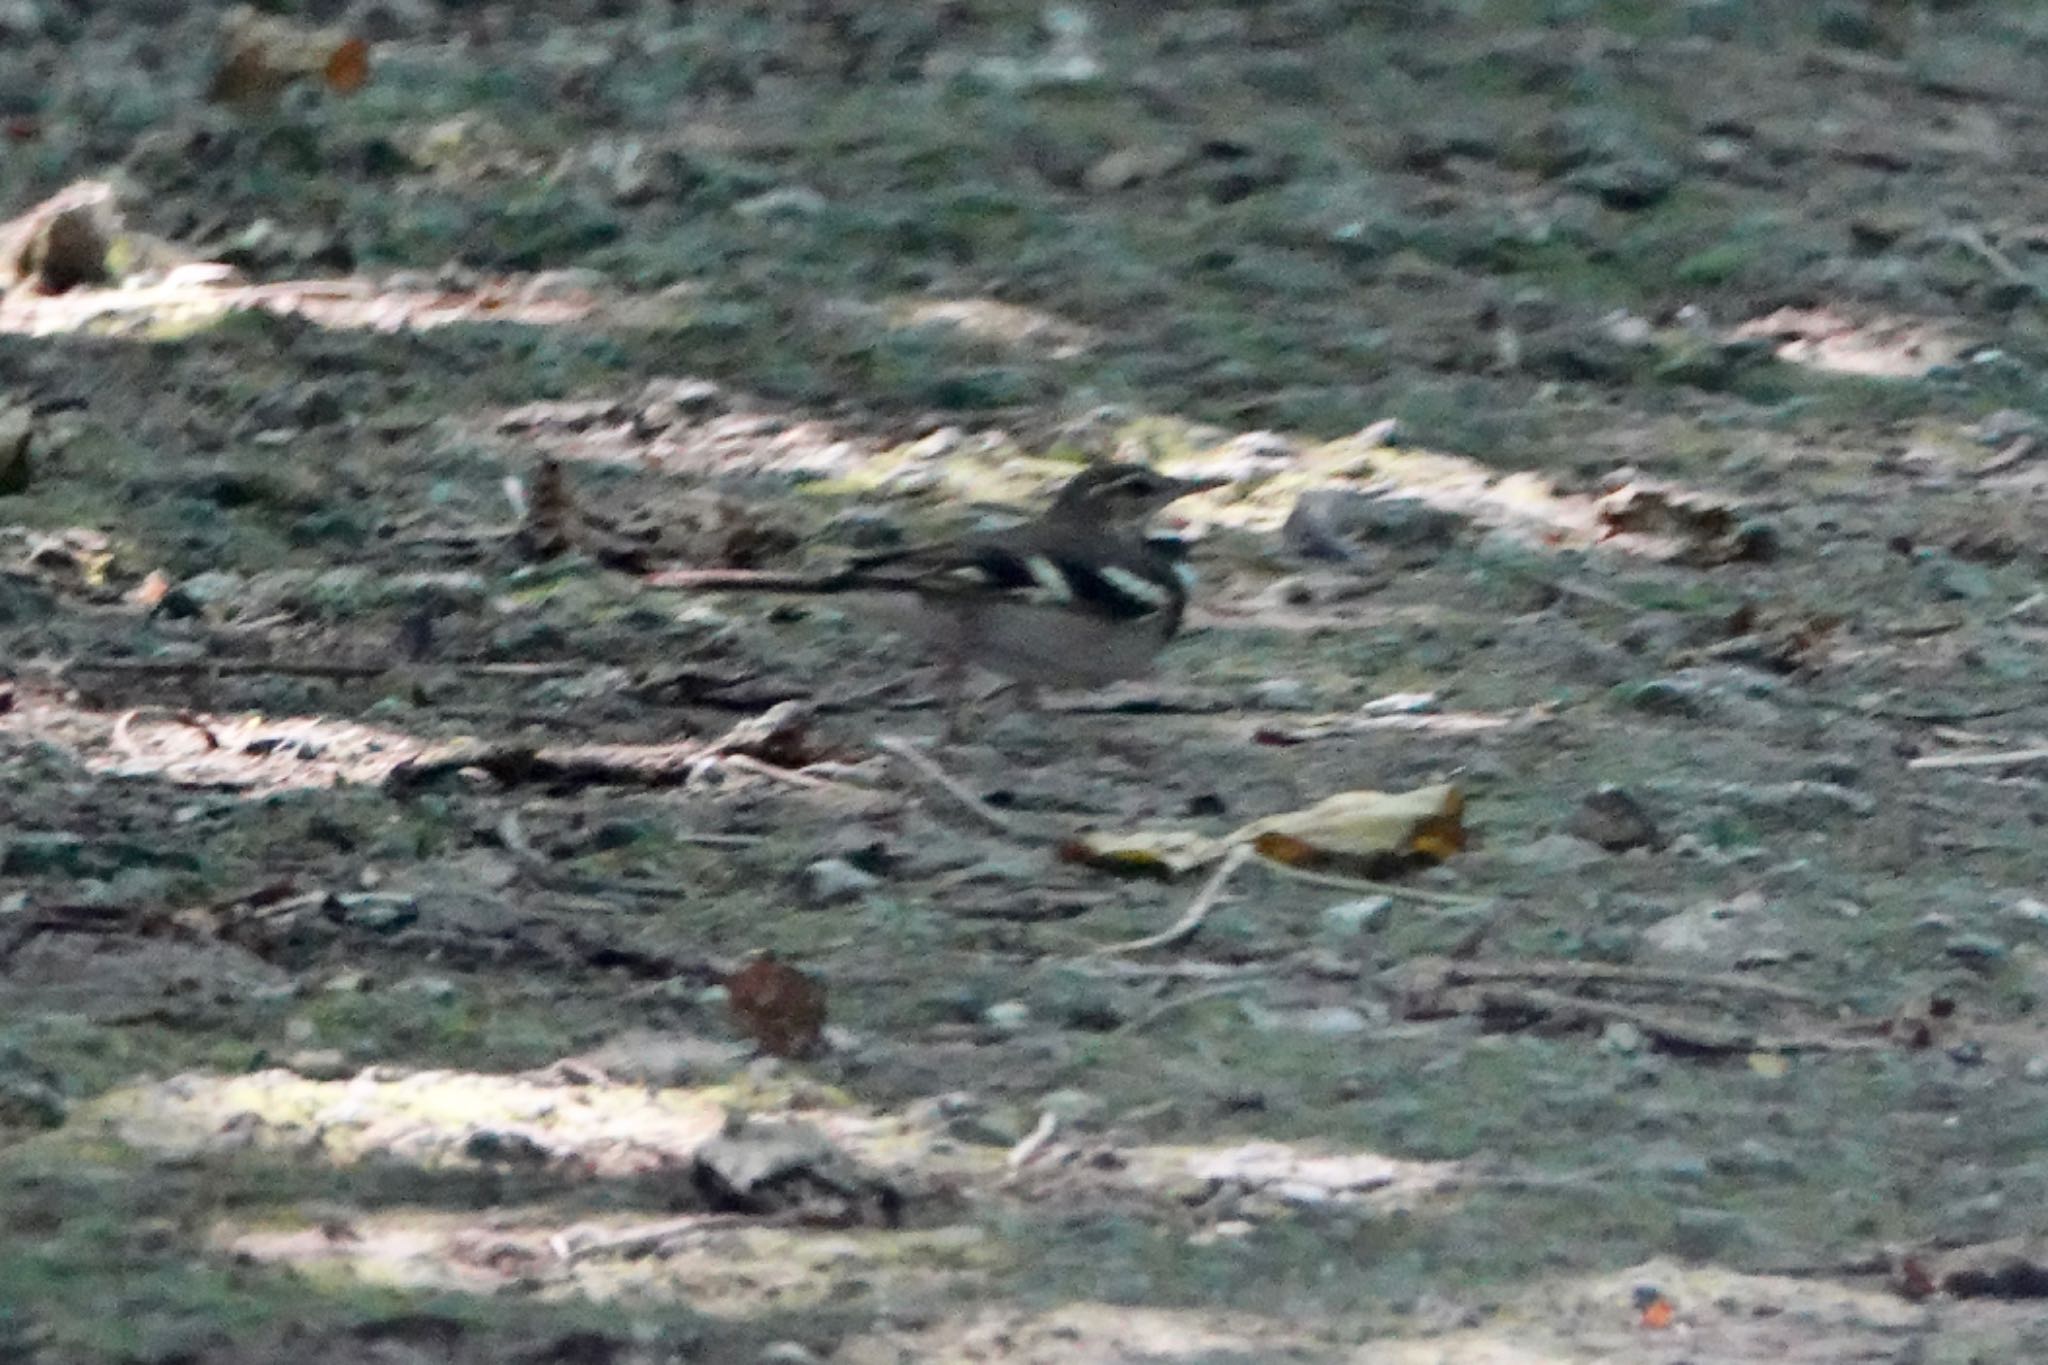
[1945,934,2008,968]
[1722,780,1876,824]
[581,1030,748,1086]
[981,1000,1032,1033]
[1566,786,1663,851]
[1247,677,1312,710]
[800,857,879,906]
[1281,489,1463,561]
[758,1343,824,1365]
[1598,1020,1646,1054]
[1565,156,1679,209]
[1249,1004,1370,1036]
[287,1049,352,1081]
[1084,142,1192,193]
[1321,896,1393,937]
[1039,1088,1105,1124]
[1642,891,1783,969]
[393,974,460,1002]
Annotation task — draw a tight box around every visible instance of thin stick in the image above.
[1444,958,1827,1007]
[877,734,1015,834]
[1480,986,1883,1055]
[1253,858,1491,907]
[72,657,588,682]
[552,1212,766,1264]
[1908,746,2048,771]
[1090,842,1252,957]
[720,752,876,801]
[1117,980,1261,1033]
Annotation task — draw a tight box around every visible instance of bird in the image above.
[659,463,1223,735]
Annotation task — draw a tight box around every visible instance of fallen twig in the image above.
[1908,746,2048,771]
[551,1212,768,1264]
[72,656,589,682]
[1117,980,1262,1033]
[877,734,1016,834]
[1442,958,1828,1007]
[1090,842,1253,957]
[1477,985,1883,1055]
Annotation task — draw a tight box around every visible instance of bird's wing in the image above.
[835,528,1186,625]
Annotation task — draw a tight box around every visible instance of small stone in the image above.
[1599,1020,1646,1054]
[1611,677,1708,717]
[1247,677,1312,710]
[393,974,459,1002]
[2009,897,2048,926]
[2022,1055,2048,1081]
[982,1000,1032,1033]
[1039,1088,1105,1123]
[1564,156,1678,210]
[1566,785,1663,851]
[1722,780,1876,823]
[800,857,879,906]
[1321,896,1392,936]
[1945,934,2008,967]
[758,1344,824,1365]
[287,1049,352,1081]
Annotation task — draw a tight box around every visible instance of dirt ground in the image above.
[5,2,2048,1361]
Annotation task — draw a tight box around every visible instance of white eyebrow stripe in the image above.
[1022,555,1074,602]
[1099,566,1173,607]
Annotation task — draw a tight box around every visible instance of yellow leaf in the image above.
[1060,830,1226,878]
[1231,784,1465,870]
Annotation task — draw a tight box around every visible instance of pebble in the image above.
[982,1000,1032,1033]
[1321,896,1392,936]
[800,857,879,906]
[1944,934,2008,967]
[1565,785,1662,852]
[1247,677,1312,710]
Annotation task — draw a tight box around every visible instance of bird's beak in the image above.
[1165,473,1227,501]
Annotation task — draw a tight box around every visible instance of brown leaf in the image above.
[208,8,369,109]
[324,37,371,94]
[726,955,826,1059]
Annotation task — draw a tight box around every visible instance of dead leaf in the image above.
[324,37,371,95]
[726,955,826,1059]
[1234,784,1466,870]
[129,570,171,609]
[1067,784,1466,880]
[1059,829,1224,878]
[0,180,117,294]
[208,7,370,110]
[1594,479,1774,565]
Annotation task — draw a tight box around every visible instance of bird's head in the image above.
[1050,462,1224,524]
